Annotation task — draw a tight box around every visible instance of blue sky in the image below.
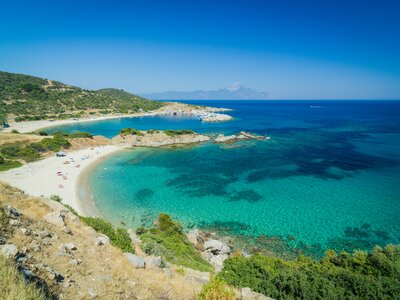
[0,0,399,99]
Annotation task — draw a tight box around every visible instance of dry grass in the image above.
[0,255,46,300]
[0,132,44,146]
[0,182,205,299]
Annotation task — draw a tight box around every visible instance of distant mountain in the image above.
[141,83,270,100]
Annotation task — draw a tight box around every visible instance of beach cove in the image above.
[2,100,400,258]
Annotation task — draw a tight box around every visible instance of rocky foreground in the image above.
[0,183,271,299]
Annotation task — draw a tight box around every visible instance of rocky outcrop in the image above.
[113,130,211,147]
[214,131,269,143]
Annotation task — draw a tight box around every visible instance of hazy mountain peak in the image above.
[141,84,270,100]
[226,82,244,92]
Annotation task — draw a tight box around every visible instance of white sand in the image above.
[0,145,122,216]
[2,113,154,134]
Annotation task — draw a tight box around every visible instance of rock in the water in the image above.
[124,253,146,268]
[204,239,230,255]
[0,244,18,258]
[95,235,110,246]
[44,212,65,227]
[144,256,162,268]
[59,243,77,251]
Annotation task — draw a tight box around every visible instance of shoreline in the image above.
[0,145,123,216]
[3,102,233,134]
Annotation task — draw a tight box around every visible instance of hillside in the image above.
[0,71,164,123]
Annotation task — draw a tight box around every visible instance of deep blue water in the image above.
[50,100,400,257]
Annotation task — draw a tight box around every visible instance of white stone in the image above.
[59,243,76,251]
[124,253,145,268]
[43,212,65,227]
[0,244,18,258]
[144,256,162,268]
[95,235,110,246]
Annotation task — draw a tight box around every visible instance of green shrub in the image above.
[38,131,48,136]
[81,217,135,253]
[11,129,19,134]
[50,195,62,202]
[218,245,400,299]
[18,145,40,162]
[68,132,93,139]
[198,277,235,300]
[0,159,22,172]
[119,128,144,136]
[0,145,20,159]
[164,130,194,136]
[139,213,213,272]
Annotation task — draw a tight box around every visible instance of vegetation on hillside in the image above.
[119,127,144,136]
[0,255,46,300]
[0,71,164,122]
[81,217,135,253]
[0,131,94,171]
[164,129,195,136]
[198,277,235,300]
[218,245,400,299]
[137,213,214,272]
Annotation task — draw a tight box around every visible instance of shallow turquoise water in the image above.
[66,100,400,256]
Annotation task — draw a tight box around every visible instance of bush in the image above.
[139,213,213,272]
[218,245,400,299]
[119,128,144,136]
[68,132,93,139]
[38,131,48,136]
[81,217,135,253]
[198,277,235,300]
[0,159,22,171]
[164,130,194,136]
[50,195,62,202]
[11,129,19,134]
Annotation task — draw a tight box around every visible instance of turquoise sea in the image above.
[49,101,400,257]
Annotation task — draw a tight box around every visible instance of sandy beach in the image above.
[0,145,122,216]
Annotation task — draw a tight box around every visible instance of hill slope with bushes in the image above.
[0,71,164,123]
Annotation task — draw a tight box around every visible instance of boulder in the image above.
[69,258,82,266]
[9,219,21,226]
[0,244,18,258]
[209,254,229,271]
[204,239,230,255]
[59,243,77,251]
[43,212,65,227]
[144,256,162,268]
[63,226,72,235]
[124,253,146,268]
[36,229,52,239]
[5,206,21,219]
[95,235,110,246]
[20,228,31,235]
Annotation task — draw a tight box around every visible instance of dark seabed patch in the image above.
[228,189,263,203]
